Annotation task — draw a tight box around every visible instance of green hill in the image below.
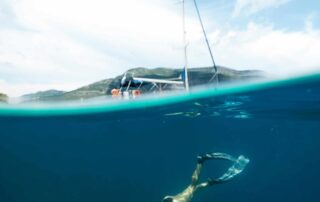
[23,66,264,102]
[0,93,8,103]
[22,90,66,102]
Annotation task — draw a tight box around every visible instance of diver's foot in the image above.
[197,154,210,164]
[208,178,220,186]
[197,156,204,164]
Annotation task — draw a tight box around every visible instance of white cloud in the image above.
[0,28,127,81]
[0,0,202,96]
[233,0,291,17]
[210,22,320,76]
[0,0,319,97]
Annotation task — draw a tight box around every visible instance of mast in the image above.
[193,0,219,84]
[182,0,190,92]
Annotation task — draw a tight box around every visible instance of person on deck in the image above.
[163,153,249,202]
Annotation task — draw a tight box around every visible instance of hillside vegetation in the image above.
[22,66,265,102]
[0,93,8,103]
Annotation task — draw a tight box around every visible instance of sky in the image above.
[0,0,319,96]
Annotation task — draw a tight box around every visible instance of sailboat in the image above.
[111,0,218,99]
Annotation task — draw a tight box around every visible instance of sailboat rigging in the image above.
[111,0,218,98]
[192,0,219,83]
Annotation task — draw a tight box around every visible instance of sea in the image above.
[0,74,320,202]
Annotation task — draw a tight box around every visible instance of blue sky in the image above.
[211,0,319,30]
[0,0,319,96]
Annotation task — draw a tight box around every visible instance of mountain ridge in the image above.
[21,66,265,101]
[0,93,8,103]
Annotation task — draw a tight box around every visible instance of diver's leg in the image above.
[191,163,202,185]
[192,153,214,185]
[195,178,224,191]
[198,153,236,162]
[197,155,250,189]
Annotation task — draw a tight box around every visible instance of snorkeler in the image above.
[163,153,249,202]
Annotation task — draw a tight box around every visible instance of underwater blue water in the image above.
[0,75,320,202]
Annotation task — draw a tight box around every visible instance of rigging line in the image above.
[182,0,190,92]
[193,0,219,83]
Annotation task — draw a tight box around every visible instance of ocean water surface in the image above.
[0,74,320,202]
